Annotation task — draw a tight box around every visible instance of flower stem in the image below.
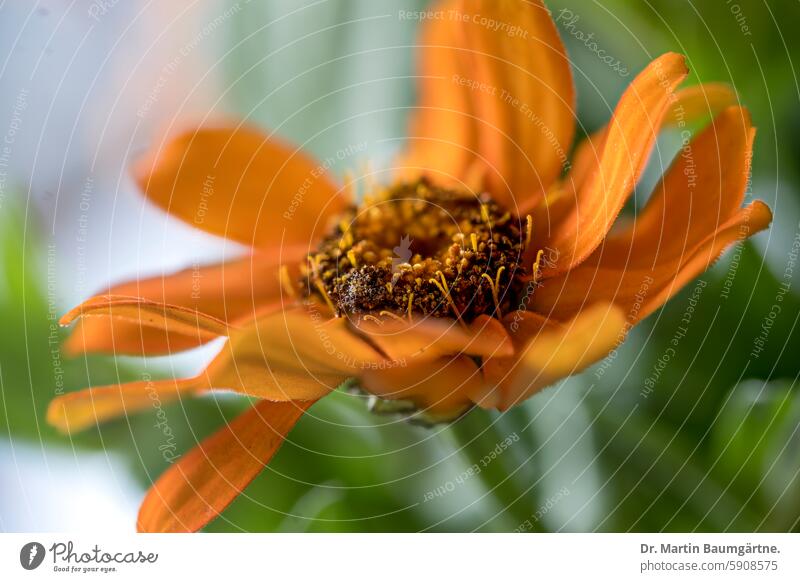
[448,408,547,532]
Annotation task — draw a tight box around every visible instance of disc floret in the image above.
[304,180,529,322]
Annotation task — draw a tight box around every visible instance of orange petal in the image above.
[632,201,771,320]
[399,0,575,209]
[353,314,513,364]
[600,106,755,261]
[664,83,738,126]
[549,82,738,214]
[134,124,345,248]
[533,106,767,320]
[535,53,688,277]
[47,378,200,435]
[64,249,306,357]
[361,355,482,414]
[61,295,229,342]
[137,399,315,533]
[531,201,772,322]
[207,306,386,402]
[48,306,345,433]
[478,304,628,410]
[397,0,477,189]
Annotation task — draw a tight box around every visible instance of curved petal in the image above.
[532,106,769,320]
[64,248,306,357]
[664,83,738,126]
[399,0,575,210]
[531,202,772,321]
[137,399,315,533]
[47,378,200,435]
[361,355,482,415]
[630,201,771,320]
[550,82,738,211]
[353,314,513,364]
[600,106,755,260]
[134,123,346,248]
[534,53,688,277]
[61,295,229,337]
[210,305,387,401]
[478,304,627,410]
[48,306,345,433]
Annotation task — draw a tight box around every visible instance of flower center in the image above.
[303,180,529,322]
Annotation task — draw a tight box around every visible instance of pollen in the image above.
[303,179,530,321]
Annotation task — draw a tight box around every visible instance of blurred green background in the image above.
[1,0,798,532]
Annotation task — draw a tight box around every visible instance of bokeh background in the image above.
[1,0,798,532]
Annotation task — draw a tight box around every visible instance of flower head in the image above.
[49,0,771,532]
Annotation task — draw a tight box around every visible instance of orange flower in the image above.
[48,0,771,532]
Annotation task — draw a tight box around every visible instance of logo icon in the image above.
[20,542,46,570]
[392,235,413,273]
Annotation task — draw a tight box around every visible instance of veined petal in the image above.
[399,0,575,210]
[49,305,343,433]
[632,201,771,320]
[478,304,627,410]
[664,83,738,126]
[209,305,387,401]
[535,53,688,277]
[47,377,201,435]
[61,295,229,342]
[531,202,772,321]
[134,124,346,248]
[551,82,738,211]
[64,248,306,357]
[600,106,755,261]
[353,314,513,364]
[137,399,315,533]
[532,106,769,320]
[397,0,477,189]
[361,355,482,414]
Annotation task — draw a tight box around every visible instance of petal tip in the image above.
[45,399,71,435]
[748,200,773,231]
[662,51,688,73]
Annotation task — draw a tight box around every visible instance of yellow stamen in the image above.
[525,215,533,250]
[362,314,384,326]
[314,280,337,313]
[338,220,353,250]
[339,230,353,249]
[481,273,502,318]
[429,271,465,325]
[495,266,506,318]
[347,250,358,268]
[379,310,406,324]
[495,265,506,292]
[385,282,393,294]
[479,266,505,318]
[306,255,319,278]
[470,233,479,252]
[407,293,414,321]
[480,204,490,224]
[532,249,545,283]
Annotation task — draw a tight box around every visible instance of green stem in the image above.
[448,408,547,532]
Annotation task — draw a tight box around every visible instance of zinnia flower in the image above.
[48,0,771,532]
